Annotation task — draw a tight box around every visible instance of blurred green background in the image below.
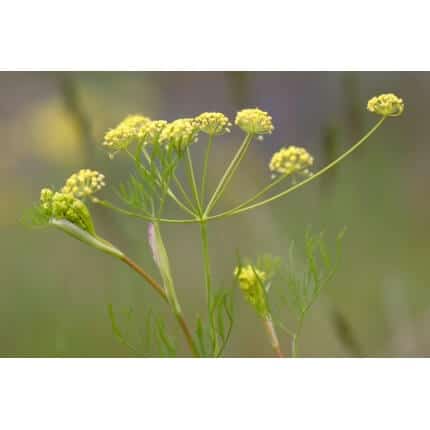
[1,71,428,357]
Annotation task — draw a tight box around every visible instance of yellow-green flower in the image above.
[61,169,105,198]
[269,146,314,177]
[160,118,199,152]
[367,93,404,117]
[234,264,268,317]
[194,112,232,136]
[103,114,151,153]
[235,108,274,135]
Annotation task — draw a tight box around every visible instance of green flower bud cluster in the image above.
[269,146,314,177]
[235,108,274,135]
[234,264,268,317]
[367,93,404,117]
[40,188,95,234]
[194,112,232,136]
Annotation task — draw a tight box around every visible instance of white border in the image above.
[1,1,429,70]
[0,359,427,429]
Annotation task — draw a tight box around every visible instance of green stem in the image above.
[218,174,287,218]
[209,117,386,220]
[199,220,218,354]
[291,314,305,358]
[204,133,253,216]
[185,147,203,215]
[200,134,213,204]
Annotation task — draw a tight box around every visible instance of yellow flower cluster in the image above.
[61,169,106,198]
[235,108,274,135]
[40,188,94,233]
[367,93,404,117]
[194,112,232,136]
[103,114,150,152]
[139,120,168,144]
[160,118,199,151]
[234,264,268,317]
[269,146,314,177]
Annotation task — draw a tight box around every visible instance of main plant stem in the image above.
[199,220,218,354]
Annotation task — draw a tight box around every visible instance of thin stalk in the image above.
[200,134,213,204]
[208,117,386,220]
[94,199,197,224]
[204,133,253,216]
[218,174,287,218]
[263,316,284,358]
[185,147,203,215]
[199,220,218,354]
[173,173,199,214]
[291,314,305,358]
[121,255,168,301]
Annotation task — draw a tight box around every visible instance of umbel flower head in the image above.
[160,118,199,152]
[235,108,274,135]
[269,146,314,177]
[234,264,268,317]
[138,120,168,145]
[40,188,95,234]
[103,114,151,154]
[367,93,404,117]
[194,112,232,136]
[61,169,105,199]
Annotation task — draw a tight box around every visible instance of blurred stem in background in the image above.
[330,306,362,357]
[342,72,365,149]
[225,72,251,108]
[57,72,96,165]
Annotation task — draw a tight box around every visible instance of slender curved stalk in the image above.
[208,117,386,220]
[200,135,213,204]
[263,316,284,357]
[120,254,198,356]
[218,174,287,218]
[204,133,253,216]
[121,255,168,301]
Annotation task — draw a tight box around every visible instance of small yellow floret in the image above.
[103,114,151,152]
[194,112,232,136]
[235,108,274,135]
[138,120,168,144]
[61,169,105,198]
[160,118,199,151]
[269,146,314,177]
[367,93,404,117]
